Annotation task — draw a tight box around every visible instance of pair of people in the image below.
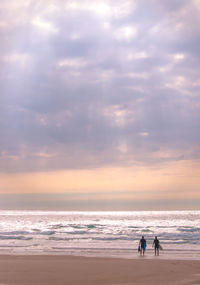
[138,236,160,256]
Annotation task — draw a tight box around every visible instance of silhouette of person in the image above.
[139,236,146,256]
[153,236,160,256]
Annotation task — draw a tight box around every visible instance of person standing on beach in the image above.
[139,236,146,256]
[153,236,160,256]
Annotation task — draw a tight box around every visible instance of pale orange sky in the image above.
[0,160,199,209]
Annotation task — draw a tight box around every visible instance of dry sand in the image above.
[0,255,199,285]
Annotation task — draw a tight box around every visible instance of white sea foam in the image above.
[0,210,199,259]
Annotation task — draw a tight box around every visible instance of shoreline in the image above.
[0,250,200,261]
[0,255,200,284]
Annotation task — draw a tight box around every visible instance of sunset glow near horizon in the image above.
[0,0,200,210]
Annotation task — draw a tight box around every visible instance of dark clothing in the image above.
[140,238,146,249]
[153,239,159,249]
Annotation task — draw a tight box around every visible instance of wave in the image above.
[49,235,139,242]
[71,225,84,229]
[0,245,29,247]
[161,241,189,244]
[51,247,138,251]
[49,237,88,241]
[65,230,89,235]
[87,225,96,229]
[0,230,56,237]
[142,229,152,232]
[0,235,32,240]
[51,224,98,230]
[0,231,30,235]
[39,231,55,235]
[178,227,200,233]
[50,224,67,229]
[91,236,139,241]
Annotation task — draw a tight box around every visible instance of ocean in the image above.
[0,210,199,260]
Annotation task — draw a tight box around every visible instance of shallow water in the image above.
[0,210,199,259]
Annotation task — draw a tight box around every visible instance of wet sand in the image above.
[0,255,200,285]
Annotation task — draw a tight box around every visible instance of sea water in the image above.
[0,210,199,260]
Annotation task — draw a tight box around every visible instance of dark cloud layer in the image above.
[0,0,200,172]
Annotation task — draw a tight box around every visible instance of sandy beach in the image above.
[0,255,199,285]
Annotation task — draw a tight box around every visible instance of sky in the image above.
[0,0,200,210]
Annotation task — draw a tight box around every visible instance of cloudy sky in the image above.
[0,0,200,210]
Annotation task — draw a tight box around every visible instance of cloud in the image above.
[0,0,200,175]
